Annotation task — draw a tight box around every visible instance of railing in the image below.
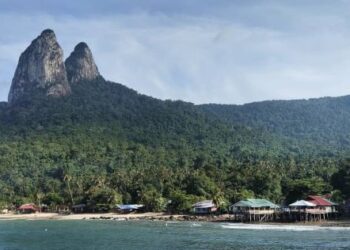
[289,208,328,214]
[233,209,276,215]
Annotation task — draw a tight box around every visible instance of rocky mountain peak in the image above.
[40,29,56,39]
[65,42,100,84]
[8,29,71,104]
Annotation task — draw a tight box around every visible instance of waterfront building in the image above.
[192,200,217,214]
[229,199,279,222]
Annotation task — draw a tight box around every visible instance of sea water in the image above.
[0,220,349,249]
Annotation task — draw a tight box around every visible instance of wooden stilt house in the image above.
[306,195,338,219]
[229,199,279,222]
[288,200,317,222]
[287,196,338,222]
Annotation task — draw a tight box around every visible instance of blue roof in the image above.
[116,204,144,210]
[192,200,215,208]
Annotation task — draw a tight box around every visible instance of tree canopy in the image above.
[0,79,346,212]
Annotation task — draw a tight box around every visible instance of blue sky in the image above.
[1,0,350,104]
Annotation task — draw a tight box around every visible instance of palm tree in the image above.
[36,192,44,212]
[62,165,74,205]
[212,190,226,211]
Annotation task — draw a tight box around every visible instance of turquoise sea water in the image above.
[0,220,349,250]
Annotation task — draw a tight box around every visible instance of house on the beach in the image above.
[286,196,338,221]
[116,204,144,213]
[306,195,337,213]
[289,200,316,210]
[1,208,9,214]
[229,198,279,222]
[306,195,338,218]
[18,203,38,214]
[56,205,70,214]
[72,204,87,213]
[192,200,217,214]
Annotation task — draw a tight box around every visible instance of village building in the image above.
[289,200,316,210]
[56,205,71,214]
[192,200,217,214]
[286,196,338,221]
[287,200,316,221]
[306,195,338,218]
[71,204,87,213]
[1,208,9,214]
[18,204,38,214]
[229,198,279,222]
[116,204,144,213]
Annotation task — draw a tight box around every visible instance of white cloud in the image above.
[1,2,350,104]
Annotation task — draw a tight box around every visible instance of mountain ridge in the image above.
[0,29,346,209]
[4,29,350,156]
[200,94,350,150]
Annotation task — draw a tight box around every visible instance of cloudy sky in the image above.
[1,0,350,104]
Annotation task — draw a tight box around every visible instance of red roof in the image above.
[322,194,332,199]
[18,204,37,211]
[307,196,333,206]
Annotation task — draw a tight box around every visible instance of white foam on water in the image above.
[221,223,350,231]
[166,221,179,224]
[191,223,202,227]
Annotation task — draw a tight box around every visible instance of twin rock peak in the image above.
[8,29,101,104]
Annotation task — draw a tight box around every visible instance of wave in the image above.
[190,223,202,227]
[220,223,350,231]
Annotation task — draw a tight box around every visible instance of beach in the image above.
[1,212,350,227]
[0,212,233,222]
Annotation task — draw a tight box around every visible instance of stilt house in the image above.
[229,198,279,222]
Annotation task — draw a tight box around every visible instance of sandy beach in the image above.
[0,212,189,221]
[0,212,349,227]
[0,212,234,222]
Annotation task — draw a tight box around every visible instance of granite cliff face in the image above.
[65,42,100,84]
[8,29,71,104]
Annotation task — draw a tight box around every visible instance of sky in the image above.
[1,0,350,104]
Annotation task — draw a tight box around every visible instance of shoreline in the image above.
[0,212,209,222]
[0,212,349,227]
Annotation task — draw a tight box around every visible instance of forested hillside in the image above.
[0,29,347,213]
[200,96,350,152]
[0,78,344,211]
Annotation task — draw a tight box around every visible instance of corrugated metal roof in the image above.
[192,200,215,208]
[307,196,333,206]
[18,203,37,210]
[289,200,316,207]
[116,204,144,210]
[231,199,279,208]
[72,204,86,208]
[324,198,338,206]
